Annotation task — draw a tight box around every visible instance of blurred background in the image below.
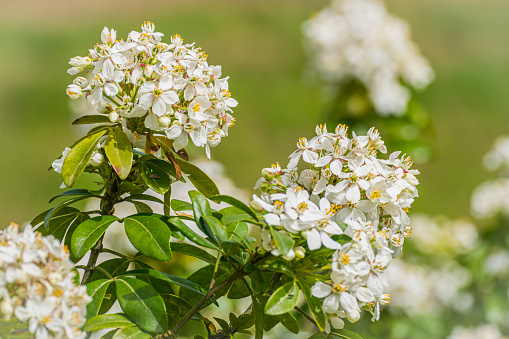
[1,0,509,338]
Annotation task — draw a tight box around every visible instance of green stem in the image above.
[101,248,133,261]
[295,306,317,327]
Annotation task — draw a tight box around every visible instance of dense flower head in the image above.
[0,223,91,339]
[253,123,419,328]
[302,0,434,116]
[66,22,237,158]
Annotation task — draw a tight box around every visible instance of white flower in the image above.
[66,84,82,99]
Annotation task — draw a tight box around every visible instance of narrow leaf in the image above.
[165,217,218,250]
[113,325,152,339]
[72,114,112,125]
[200,215,228,245]
[209,195,259,221]
[118,269,206,296]
[84,313,134,332]
[299,281,326,331]
[105,127,133,180]
[170,242,216,265]
[176,158,219,197]
[85,279,111,319]
[62,129,108,187]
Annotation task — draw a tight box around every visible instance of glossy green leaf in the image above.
[48,188,99,203]
[222,240,242,256]
[179,265,229,307]
[36,207,80,241]
[105,127,133,180]
[71,215,119,261]
[308,332,364,339]
[299,281,326,331]
[170,199,193,211]
[264,281,299,315]
[64,213,90,254]
[170,242,216,265]
[277,312,299,334]
[112,325,152,339]
[214,317,230,333]
[145,159,177,179]
[85,279,111,319]
[133,261,174,296]
[189,191,212,226]
[209,195,259,221]
[138,161,171,194]
[118,269,206,296]
[164,189,171,217]
[72,114,112,125]
[231,313,254,331]
[84,313,134,332]
[175,158,219,197]
[165,217,218,250]
[91,258,131,314]
[270,227,295,257]
[115,277,167,334]
[227,279,250,299]
[62,129,108,187]
[124,215,172,261]
[250,270,267,295]
[200,215,227,245]
[42,195,94,230]
[131,201,153,214]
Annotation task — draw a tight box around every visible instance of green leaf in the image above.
[299,281,325,332]
[227,279,250,299]
[138,161,172,194]
[250,270,267,295]
[170,242,216,265]
[118,269,206,297]
[131,201,153,214]
[85,279,111,319]
[84,313,134,332]
[145,158,177,179]
[124,193,167,205]
[200,215,228,245]
[36,207,80,241]
[170,199,193,211]
[189,191,212,225]
[42,195,94,230]
[264,281,299,316]
[133,261,175,296]
[62,129,108,187]
[270,227,295,256]
[48,188,99,203]
[124,215,172,261]
[112,325,152,339]
[231,313,254,331]
[175,158,219,197]
[165,217,218,250]
[105,127,133,180]
[251,296,264,339]
[64,213,90,254]
[222,240,242,257]
[209,195,259,221]
[277,312,299,334]
[179,265,229,307]
[330,329,365,339]
[71,215,119,261]
[115,277,167,334]
[91,258,131,314]
[214,317,230,334]
[72,114,112,125]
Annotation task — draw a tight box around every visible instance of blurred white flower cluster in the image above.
[471,135,509,219]
[0,223,91,339]
[384,214,478,317]
[66,22,237,158]
[302,0,434,116]
[253,123,419,329]
[448,324,508,339]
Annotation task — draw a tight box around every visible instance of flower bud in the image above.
[73,77,89,88]
[144,64,154,78]
[261,169,274,181]
[90,151,104,167]
[109,111,119,123]
[158,115,171,128]
[258,182,270,193]
[301,230,309,239]
[1,299,13,319]
[66,84,82,99]
[256,247,266,255]
[282,250,296,261]
[294,246,306,259]
[250,200,263,212]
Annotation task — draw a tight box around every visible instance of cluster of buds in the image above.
[253,123,419,329]
[302,0,434,115]
[0,223,91,338]
[66,22,237,158]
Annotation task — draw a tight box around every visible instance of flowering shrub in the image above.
[302,0,434,116]
[252,124,419,330]
[17,22,424,339]
[0,223,91,338]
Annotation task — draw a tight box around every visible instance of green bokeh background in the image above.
[1,0,508,228]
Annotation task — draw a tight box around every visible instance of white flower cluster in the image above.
[0,223,91,339]
[253,124,419,328]
[302,0,434,116]
[448,324,508,339]
[66,22,237,158]
[471,135,509,219]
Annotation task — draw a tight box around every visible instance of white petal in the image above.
[152,97,167,116]
[307,228,322,250]
[321,232,342,250]
[323,294,340,313]
[302,150,319,164]
[161,90,179,105]
[311,281,333,298]
[346,185,360,204]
